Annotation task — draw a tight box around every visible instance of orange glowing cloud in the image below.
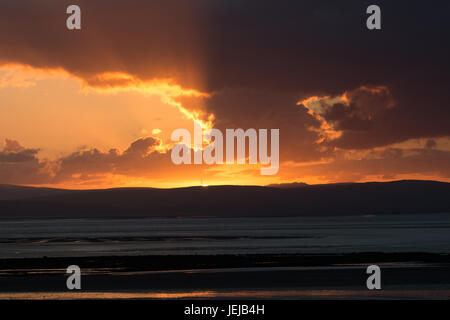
[297,95,344,143]
[0,64,71,88]
[0,64,214,127]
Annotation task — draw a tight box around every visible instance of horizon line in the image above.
[1,179,448,192]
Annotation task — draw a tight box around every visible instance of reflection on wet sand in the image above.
[1,289,450,300]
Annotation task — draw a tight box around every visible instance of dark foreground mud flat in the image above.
[0,253,449,299]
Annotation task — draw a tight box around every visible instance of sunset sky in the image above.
[0,0,449,188]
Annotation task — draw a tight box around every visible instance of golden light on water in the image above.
[1,290,449,300]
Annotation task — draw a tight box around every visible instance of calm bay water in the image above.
[0,213,449,258]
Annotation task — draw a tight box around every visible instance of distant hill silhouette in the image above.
[0,184,72,201]
[0,180,449,219]
[267,182,309,188]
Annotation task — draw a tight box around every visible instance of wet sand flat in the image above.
[0,253,449,299]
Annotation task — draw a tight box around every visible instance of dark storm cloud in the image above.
[198,0,450,149]
[0,0,208,88]
[178,88,325,161]
[0,0,449,154]
[322,85,450,149]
